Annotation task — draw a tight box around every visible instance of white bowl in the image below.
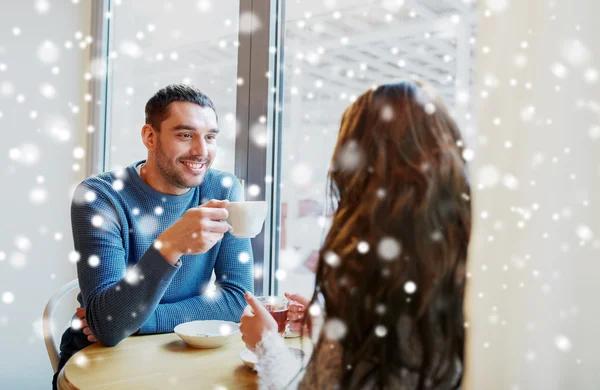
[174,320,240,349]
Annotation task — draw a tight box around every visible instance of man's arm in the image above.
[139,233,253,333]
[72,181,180,347]
[138,176,254,333]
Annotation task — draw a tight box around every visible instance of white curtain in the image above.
[465,0,600,389]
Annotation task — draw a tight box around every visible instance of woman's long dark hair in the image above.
[303,80,471,389]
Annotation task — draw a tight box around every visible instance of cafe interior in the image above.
[1,0,600,388]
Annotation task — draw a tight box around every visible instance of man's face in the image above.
[153,101,219,190]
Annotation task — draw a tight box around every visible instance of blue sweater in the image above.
[70,161,254,347]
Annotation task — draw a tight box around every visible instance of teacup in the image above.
[255,296,289,334]
[225,201,268,238]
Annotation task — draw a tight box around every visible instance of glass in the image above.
[105,0,241,174]
[256,296,289,334]
[274,0,477,297]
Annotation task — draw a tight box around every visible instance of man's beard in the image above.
[154,138,211,189]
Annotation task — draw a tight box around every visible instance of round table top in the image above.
[62,332,305,389]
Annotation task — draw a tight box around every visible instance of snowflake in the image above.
[68,251,81,264]
[561,39,590,67]
[374,325,387,337]
[275,269,286,280]
[247,184,260,197]
[375,304,386,315]
[503,174,519,190]
[119,41,142,58]
[10,252,27,269]
[357,241,370,254]
[2,292,15,304]
[462,149,474,161]
[308,304,322,317]
[588,125,600,140]
[37,41,59,64]
[91,215,104,227]
[138,215,158,235]
[430,230,443,242]
[478,165,500,188]
[40,83,57,99]
[377,237,401,261]
[576,225,593,241]
[219,324,232,336]
[125,268,140,285]
[291,163,312,187]
[74,354,89,367]
[88,255,100,268]
[14,236,32,252]
[238,11,263,34]
[238,251,250,263]
[324,318,347,341]
[584,68,598,83]
[551,63,568,78]
[27,186,47,205]
[336,140,364,172]
[554,335,572,352]
[71,318,82,330]
[404,281,417,294]
[221,176,233,188]
[324,251,341,267]
[112,180,124,192]
[380,105,394,121]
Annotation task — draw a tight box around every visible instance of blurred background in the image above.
[0,0,598,388]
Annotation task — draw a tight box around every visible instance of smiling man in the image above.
[52,84,253,389]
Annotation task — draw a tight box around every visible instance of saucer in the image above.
[239,347,305,370]
[239,347,259,369]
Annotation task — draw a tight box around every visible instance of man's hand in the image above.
[75,308,98,343]
[155,199,231,264]
[240,292,278,350]
[285,293,311,336]
[76,308,139,342]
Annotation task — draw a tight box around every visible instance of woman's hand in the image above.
[285,293,311,336]
[240,292,278,350]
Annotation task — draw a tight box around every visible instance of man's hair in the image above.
[144,84,217,130]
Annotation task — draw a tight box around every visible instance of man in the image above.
[52,84,253,388]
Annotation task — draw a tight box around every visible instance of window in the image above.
[274,0,476,297]
[105,0,241,174]
[93,0,475,297]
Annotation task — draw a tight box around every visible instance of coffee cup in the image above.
[225,201,268,238]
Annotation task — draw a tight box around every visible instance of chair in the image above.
[43,279,79,372]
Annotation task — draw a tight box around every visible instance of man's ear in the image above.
[141,124,157,151]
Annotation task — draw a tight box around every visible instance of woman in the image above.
[241,80,472,389]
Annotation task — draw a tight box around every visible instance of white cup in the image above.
[226,201,268,238]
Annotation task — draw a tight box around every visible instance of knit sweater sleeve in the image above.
[138,176,254,334]
[73,181,180,347]
[254,330,343,390]
[255,331,304,390]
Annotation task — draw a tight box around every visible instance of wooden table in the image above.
[61,333,305,389]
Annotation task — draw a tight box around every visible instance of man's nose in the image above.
[191,137,208,157]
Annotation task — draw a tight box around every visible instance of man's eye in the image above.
[179,134,192,139]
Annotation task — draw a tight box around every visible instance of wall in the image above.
[0,1,91,388]
[466,0,600,388]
